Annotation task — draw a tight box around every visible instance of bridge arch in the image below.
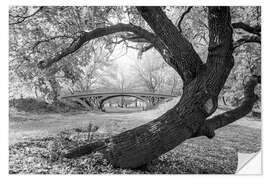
[100,94,149,109]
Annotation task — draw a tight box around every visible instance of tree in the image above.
[64,41,113,94]
[10,6,261,168]
[9,6,117,102]
[132,49,183,95]
[133,50,166,93]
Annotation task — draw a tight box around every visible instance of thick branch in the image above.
[112,34,149,44]
[207,7,233,65]
[232,22,261,36]
[137,6,203,85]
[233,35,261,49]
[32,35,75,51]
[177,6,193,32]
[207,75,260,129]
[205,7,234,96]
[37,23,158,69]
[195,75,260,138]
[120,34,149,43]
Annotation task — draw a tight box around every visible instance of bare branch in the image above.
[9,7,44,25]
[177,6,193,32]
[232,22,261,36]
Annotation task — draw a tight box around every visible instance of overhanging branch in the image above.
[120,34,149,43]
[37,23,158,69]
[112,34,149,44]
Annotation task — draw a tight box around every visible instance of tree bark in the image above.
[137,7,203,85]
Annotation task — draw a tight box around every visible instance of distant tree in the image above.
[64,41,113,94]
[133,51,166,93]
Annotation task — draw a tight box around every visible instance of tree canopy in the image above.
[9,6,260,104]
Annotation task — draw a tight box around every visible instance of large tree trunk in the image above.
[36,6,260,169]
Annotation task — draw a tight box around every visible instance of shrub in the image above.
[9,98,85,113]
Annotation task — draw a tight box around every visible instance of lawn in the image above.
[9,98,261,174]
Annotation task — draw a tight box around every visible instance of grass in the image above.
[9,123,260,174]
[9,98,261,174]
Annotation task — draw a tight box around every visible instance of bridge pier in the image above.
[71,98,92,111]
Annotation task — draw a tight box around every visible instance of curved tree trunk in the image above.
[64,75,260,168]
[36,6,260,169]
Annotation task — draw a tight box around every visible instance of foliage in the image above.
[9,6,118,101]
[9,98,85,113]
[9,6,260,106]
[164,6,261,106]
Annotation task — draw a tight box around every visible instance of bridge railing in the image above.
[59,92,177,99]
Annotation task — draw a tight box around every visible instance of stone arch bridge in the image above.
[59,92,176,111]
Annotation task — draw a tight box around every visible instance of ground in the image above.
[9,98,261,174]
